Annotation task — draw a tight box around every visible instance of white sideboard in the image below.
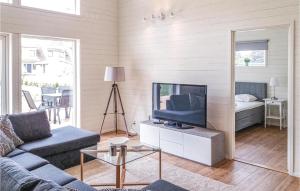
[140,121,225,166]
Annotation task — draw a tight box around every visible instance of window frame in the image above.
[235,40,269,67]
[0,34,10,114]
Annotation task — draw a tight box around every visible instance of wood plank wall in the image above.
[118,0,300,175]
[0,0,118,133]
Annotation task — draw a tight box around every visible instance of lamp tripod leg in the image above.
[99,86,114,137]
[115,85,130,137]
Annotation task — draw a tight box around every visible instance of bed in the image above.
[235,82,267,131]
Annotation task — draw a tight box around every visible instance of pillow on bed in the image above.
[235,94,257,102]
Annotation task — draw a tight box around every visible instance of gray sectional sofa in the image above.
[1,111,188,191]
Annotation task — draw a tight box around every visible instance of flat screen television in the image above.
[152,83,207,128]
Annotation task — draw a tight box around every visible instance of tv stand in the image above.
[140,120,225,166]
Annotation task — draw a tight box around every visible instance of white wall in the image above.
[235,26,289,99]
[118,0,300,175]
[0,0,118,133]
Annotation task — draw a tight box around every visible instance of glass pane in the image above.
[81,144,159,166]
[21,36,76,128]
[235,50,266,67]
[21,0,78,14]
[0,0,11,3]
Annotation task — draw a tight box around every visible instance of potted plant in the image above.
[244,58,251,66]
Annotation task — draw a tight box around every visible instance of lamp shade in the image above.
[104,66,125,82]
[269,77,279,87]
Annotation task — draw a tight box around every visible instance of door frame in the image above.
[0,33,10,114]
[18,34,80,127]
[228,21,295,176]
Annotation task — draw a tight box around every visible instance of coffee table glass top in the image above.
[81,144,160,166]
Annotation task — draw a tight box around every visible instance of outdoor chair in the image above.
[55,89,73,124]
[22,90,51,119]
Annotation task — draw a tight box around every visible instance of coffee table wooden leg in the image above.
[116,165,121,188]
[80,153,84,181]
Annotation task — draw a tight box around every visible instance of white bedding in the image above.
[235,101,264,113]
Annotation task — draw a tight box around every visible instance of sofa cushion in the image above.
[143,180,188,191]
[10,152,49,171]
[64,180,97,191]
[31,164,76,186]
[8,111,51,142]
[0,130,16,156]
[19,126,99,157]
[0,115,24,146]
[6,148,26,157]
[0,157,40,191]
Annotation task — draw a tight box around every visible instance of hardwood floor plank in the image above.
[235,124,287,172]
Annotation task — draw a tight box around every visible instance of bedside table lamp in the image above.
[269,77,279,100]
[99,66,130,136]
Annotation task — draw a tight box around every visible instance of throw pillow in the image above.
[8,111,52,142]
[0,157,41,191]
[0,130,16,156]
[0,115,24,147]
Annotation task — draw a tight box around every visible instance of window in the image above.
[21,36,78,128]
[235,40,268,67]
[21,0,80,15]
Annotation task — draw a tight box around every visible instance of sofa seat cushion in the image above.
[64,180,97,191]
[0,157,41,191]
[143,180,188,191]
[31,164,76,186]
[10,152,49,171]
[33,179,67,191]
[6,148,26,157]
[19,126,99,157]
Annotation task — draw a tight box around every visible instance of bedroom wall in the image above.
[0,0,118,133]
[118,0,300,176]
[235,26,289,99]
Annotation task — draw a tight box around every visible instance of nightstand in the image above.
[264,98,287,130]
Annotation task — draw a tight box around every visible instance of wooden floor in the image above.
[235,124,287,172]
[75,131,299,191]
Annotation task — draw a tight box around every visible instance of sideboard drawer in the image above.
[160,140,184,157]
[160,128,183,144]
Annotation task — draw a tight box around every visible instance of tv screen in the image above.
[152,83,207,128]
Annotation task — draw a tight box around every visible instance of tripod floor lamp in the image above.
[100,66,130,136]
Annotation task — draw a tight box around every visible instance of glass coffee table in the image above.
[80,144,161,189]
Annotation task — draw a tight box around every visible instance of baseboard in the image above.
[291,171,300,177]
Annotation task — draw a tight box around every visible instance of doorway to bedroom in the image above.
[233,25,290,173]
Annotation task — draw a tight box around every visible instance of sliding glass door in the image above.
[21,35,77,128]
[0,34,8,115]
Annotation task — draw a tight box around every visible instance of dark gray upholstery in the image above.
[19,126,99,157]
[0,157,41,191]
[33,179,66,191]
[9,152,49,171]
[8,111,51,142]
[143,180,188,191]
[64,180,97,191]
[31,164,76,186]
[6,148,25,157]
[235,82,267,101]
[44,148,94,170]
[235,82,267,131]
